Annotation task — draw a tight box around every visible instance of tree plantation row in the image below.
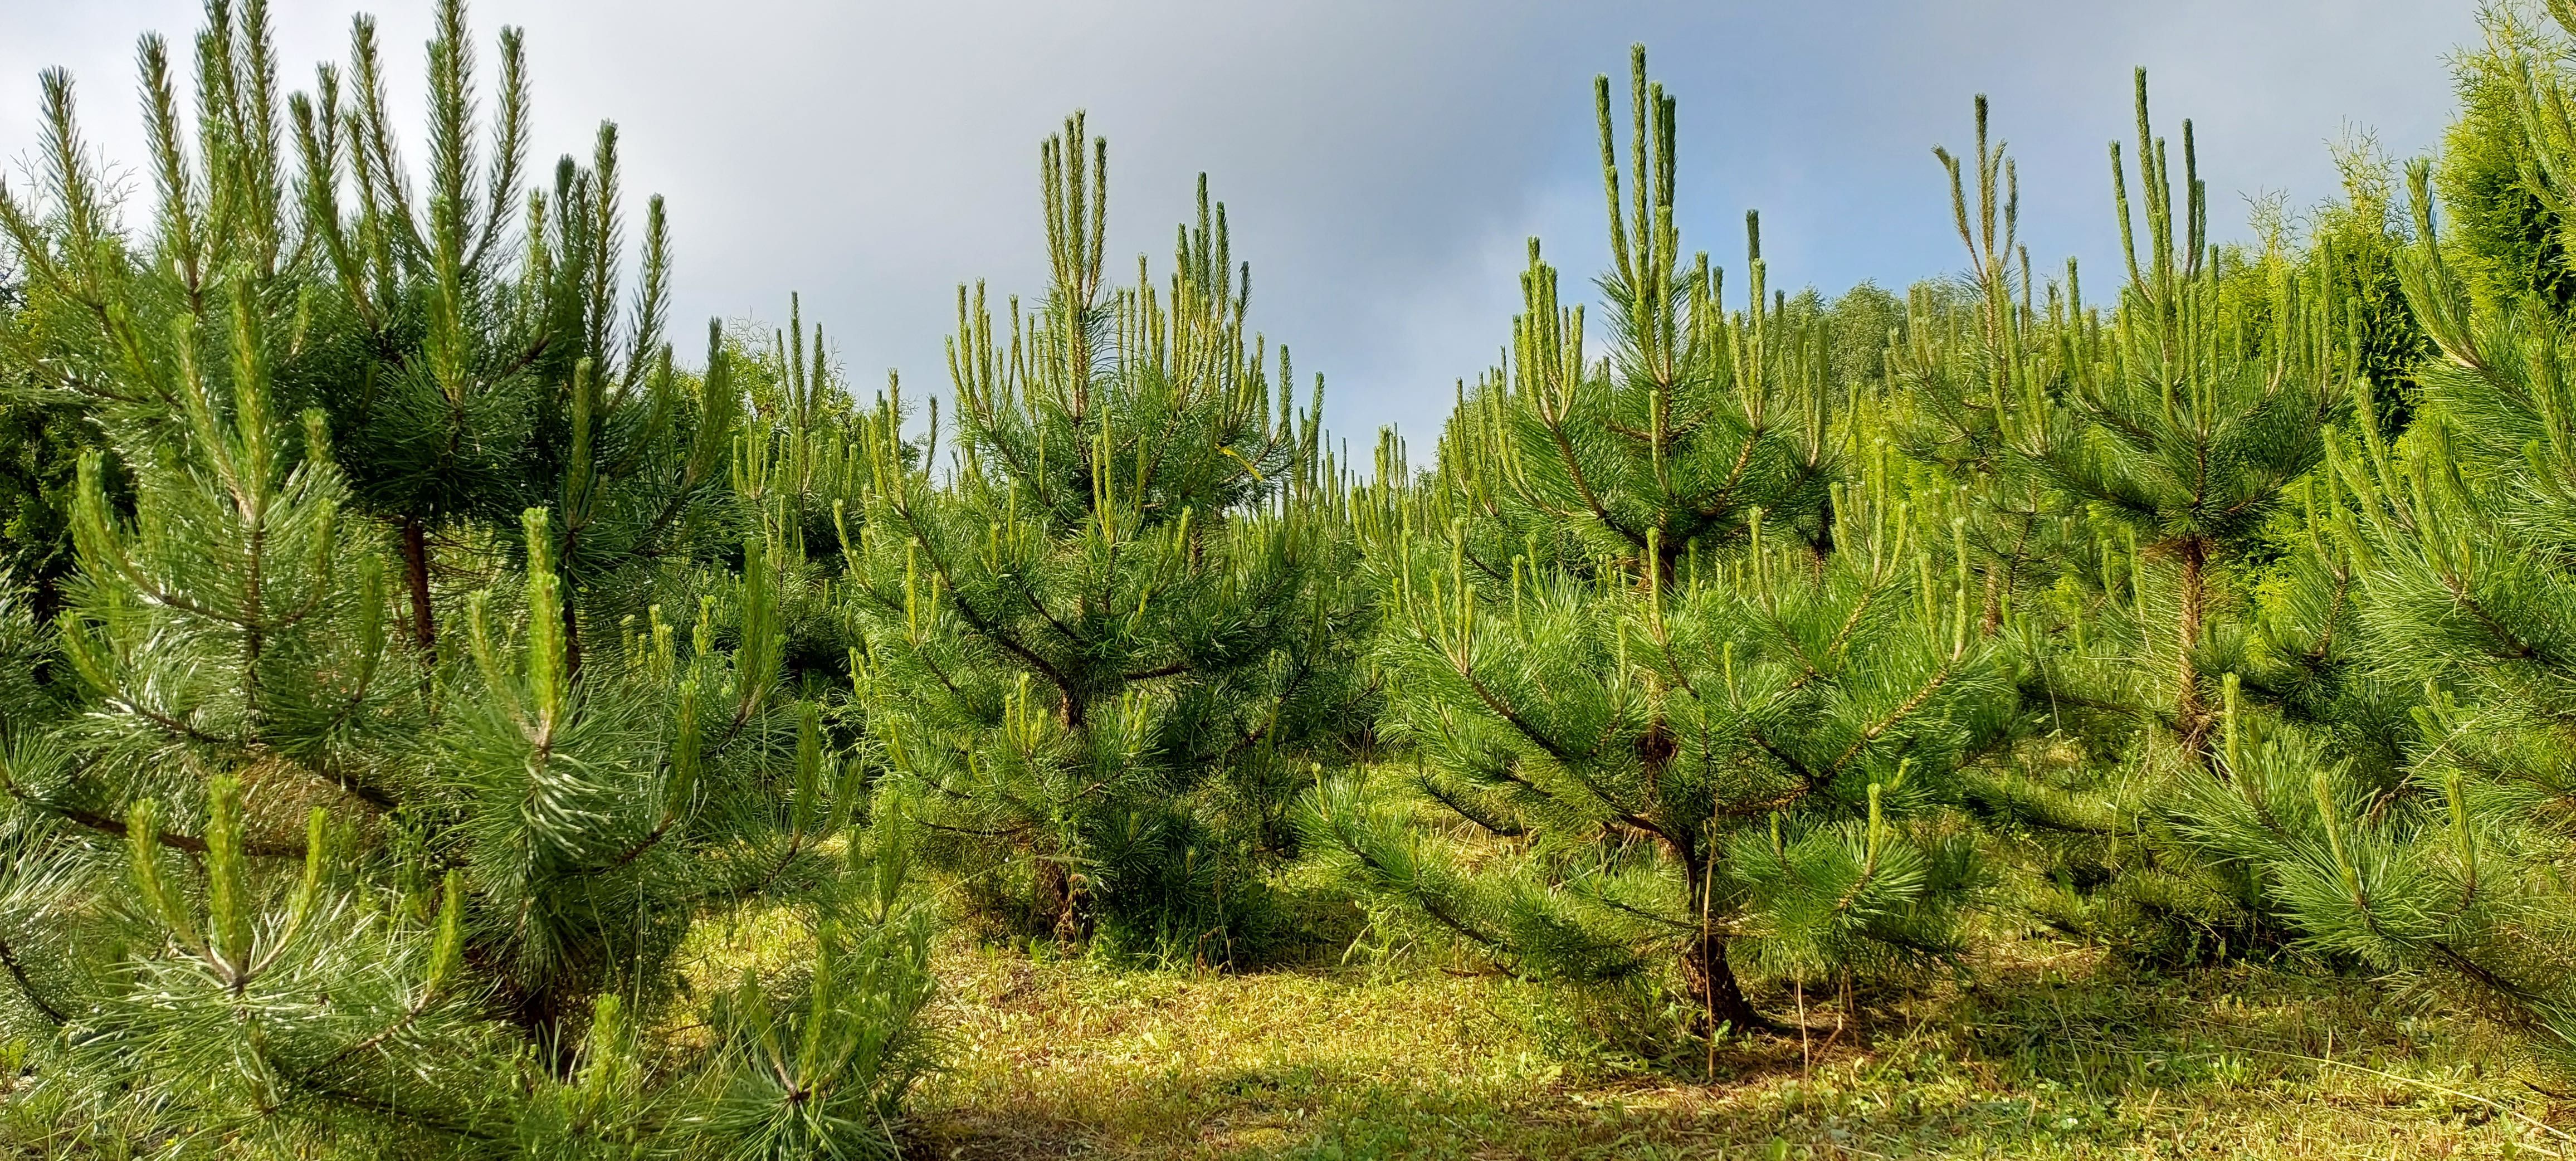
[0,1,2570,1157]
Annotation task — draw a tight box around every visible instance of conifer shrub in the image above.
[2165,5,2576,1043]
[835,116,1370,962]
[1305,51,2018,1055]
[0,336,83,621]
[1876,99,2133,960]
[2436,6,2576,319]
[1882,77,2361,967]
[0,3,936,1154]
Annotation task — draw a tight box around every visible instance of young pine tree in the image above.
[1307,50,2016,1046]
[840,115,1363,959]
[2037,71,2350,762]
[284,0,729,669]
[2174,17,2576,1040]
[2,289,930,1155]
[1426,54,1831,583]
[1873,98,2178,949]
[1887,96,2090,636]
[1929,74,2360,961]
[0,5,933,1154]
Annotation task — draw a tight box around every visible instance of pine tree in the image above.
[838,114,1362,957]
[1,285,930,1155]
[0,0,725,671]
[0,266,87,621]
[1424,53,1832,586]
[1886,95,2088,633]
[281,0,726,670]
[1869,97,2160,952]
[2232,148,2428,792]
[0,4,933,1154]
[1894,76,2364,960]
[2307,135,2433,437]
[1306,49,2016,1046]
[726,294,882,698]
[2174,6,2576,1042]
[2035,71,2350,761]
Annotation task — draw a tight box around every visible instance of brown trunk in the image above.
[560,578,582,680]
[512,984,583,1079]
[2175,535,2211,756]
[1035,858,1086,945]
[401,516,437,655]
[1683,927,1765,1036]
[467,939,583,1079]
[555,519,583,680]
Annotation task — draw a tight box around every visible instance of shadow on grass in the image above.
[901,942,2567,1161]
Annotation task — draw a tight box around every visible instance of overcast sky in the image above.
[3,1,2485,442]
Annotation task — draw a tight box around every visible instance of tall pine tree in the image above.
[0,4,933,1154]
[1307,49,2016,1045]
[839,114,1363,958]
[2177,5,2576,1040]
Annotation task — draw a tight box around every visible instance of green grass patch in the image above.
[898,936,2570,1160]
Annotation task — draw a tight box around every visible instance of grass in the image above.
[890,933,2573,1160]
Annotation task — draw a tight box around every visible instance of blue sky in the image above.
[3,1,2484,443]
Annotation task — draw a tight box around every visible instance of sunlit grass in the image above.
[646,848,2576,1158]
[897,931,2568,1160]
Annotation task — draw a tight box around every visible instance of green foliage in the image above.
[1877,78,2372,970]
[1885,95,2088,647]
[2175,129,2576,1048]
[837,116,1368,961]
[6,0,2576,1135]
[2310,136,2433,436]
[2436,9,2576,318]
[2138,3,2576,1051]
[285,3,734,670]
[1307,52,2017,1055]
[2036,71,2349,758]
[0,3,932,1155]
[1316,468,2013,1036]
[0,306,86,618]
[1826,281,1906,396]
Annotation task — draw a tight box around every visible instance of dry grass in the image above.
[897,935,2573,1160]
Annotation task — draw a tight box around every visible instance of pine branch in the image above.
[0,936,66,1025]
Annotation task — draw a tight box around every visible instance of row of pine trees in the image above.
[4,0,2576,1155]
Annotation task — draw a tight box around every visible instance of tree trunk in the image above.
[1035,857,1086,945]
[1683,926,1765,1036]
[469,940,585,1079]
[558,526,582,680]
[511,982,584,1079]
[560,577,582,680]
[2175,534,2211,756]
[401,515,436,655]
